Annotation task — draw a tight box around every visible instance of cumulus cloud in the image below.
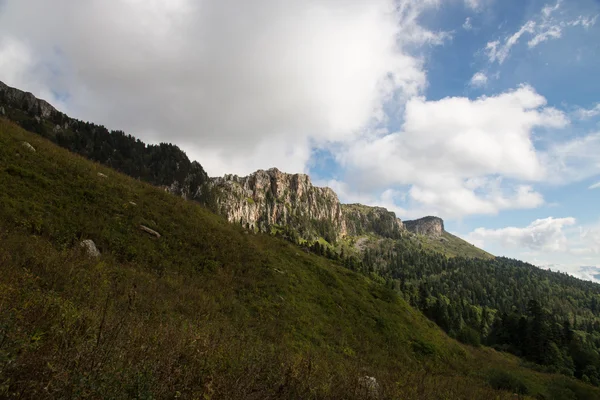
[485,1,596,64]
[469,71,487,87]
[0,0,444,176]
[336,85,566,218]
[467,217,576,252]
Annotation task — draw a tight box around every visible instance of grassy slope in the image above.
[0,118,597,399]
[415,231,495,259]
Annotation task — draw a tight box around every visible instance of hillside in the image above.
[3,119,600,398]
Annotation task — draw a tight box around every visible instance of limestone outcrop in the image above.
[198,168,405,242]
[404,216,444,237]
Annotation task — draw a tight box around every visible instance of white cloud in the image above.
[318,179,407,218]
[464,217,600,281]
[0,0,444,176]
[486,21,536,64]
[469,71,487,87]
[589,182,600,190]
[528,25,562,47]
[463,17,473,30]
[335,85,567,218]
[568,15,599,29]
[485,1,596,64]
[467,217,576,252]
[575,103,600,119]
[543,132,600,184]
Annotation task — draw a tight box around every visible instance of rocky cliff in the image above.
[404,216,444,237]
[197,168,344,242]
[197,168,405,242]
[0,81,57,118]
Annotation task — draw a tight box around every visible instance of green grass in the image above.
[0,118,598,399]
[415,231,495,259]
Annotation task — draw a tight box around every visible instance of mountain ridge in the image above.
[1,80,466,255]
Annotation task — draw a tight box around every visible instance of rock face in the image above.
[198,168,404,242]
[404,216,444,237]
[198,168,344,241]
[0,81,57,118]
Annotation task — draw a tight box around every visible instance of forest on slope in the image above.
[319,235,600,386]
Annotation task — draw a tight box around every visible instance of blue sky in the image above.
[0,0,599,279]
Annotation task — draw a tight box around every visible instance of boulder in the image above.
[140,225,161,238]
[97,172,108,178]
[80,240,100,258]
[22,142,36,152]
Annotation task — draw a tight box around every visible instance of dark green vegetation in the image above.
[3,120,600,398]
[352,237,600,386]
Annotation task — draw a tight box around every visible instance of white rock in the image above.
[140,225,161,238]
[80,240,100,258]
[22,142,36,152]
[358,376,379,399]
[97,172,108,178]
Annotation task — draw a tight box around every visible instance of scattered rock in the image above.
[80,240,100,258]
[129,201,137,206]
[140,225,161,238]
[21,142,36,152]
[357,376,379,399]
[97,172,108,178]
[53,124,62,133]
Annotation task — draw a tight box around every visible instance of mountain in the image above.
[3,117,600,399]
[4,82,600,396]
[198,168,404,243]
[0,80,487,260]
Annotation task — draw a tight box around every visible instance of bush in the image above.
[488,369,529,395]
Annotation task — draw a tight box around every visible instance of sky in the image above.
[0,0,599,280]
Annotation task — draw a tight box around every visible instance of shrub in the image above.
[488,369,529,395]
